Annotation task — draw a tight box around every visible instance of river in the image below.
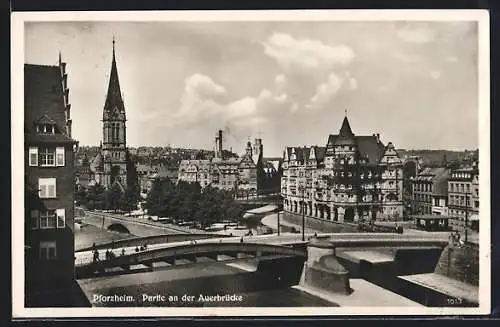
[75,222,336,307]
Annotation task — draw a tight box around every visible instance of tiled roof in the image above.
[212,157,242,165]
[356,135,386,164]
[24,64,73,143]
[179,159,211,171]
[287,136,383,164]
[314,147,326,161]
[90,152,104,172]
[25,133,74,144]
[414,167,450,195]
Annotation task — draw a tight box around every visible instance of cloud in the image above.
[430,70,441,80]
[397,27,435,43]
[306,72,344,109]
[173,74,228,122]
[274,93,288,103]
[289,103,299,112]
[262,32,355,70]
[391,52,421,63]
[445,56,459,63]
[171,73,295,130]
[348,77,358,90]
[274,74,286,85]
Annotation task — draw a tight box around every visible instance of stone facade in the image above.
[281,116,404,223]
[411,167,450,216]
[447,165,479,230]
[178,130,266,196]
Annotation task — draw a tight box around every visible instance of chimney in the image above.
[246,141,253,157]
[217,129,223,159]
[254,138,263,158]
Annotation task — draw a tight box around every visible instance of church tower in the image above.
[102,38,128,190]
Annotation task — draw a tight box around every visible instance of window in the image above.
[37,124,55,134]
[29,147,38,166]
[40,148,55,167]
[39,241,57,260]
[40,210,56,229]
[39,178,56,198]
[56,147,65,166]
[56,209,65,228]
[30,210,39,229]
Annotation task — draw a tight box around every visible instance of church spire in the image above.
[103,37,125,115]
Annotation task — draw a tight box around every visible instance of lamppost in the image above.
[298,185,305,242]
[464,190,470,243]
[276,190,281,236]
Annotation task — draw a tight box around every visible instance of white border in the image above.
[11,9,491,318]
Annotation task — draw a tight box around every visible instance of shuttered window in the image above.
[29,147,38,166]
[56,147,65,166]
[56,209,65,228]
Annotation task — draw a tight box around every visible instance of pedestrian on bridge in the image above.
[135,246,140,253]
[93,249,100,263]
[121,248,126,256]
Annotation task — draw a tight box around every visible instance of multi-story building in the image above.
[24,56,78,305]
[281,116,404,223]
[447,164,479,231]
[178,130,270,196]
[411,167,450,216]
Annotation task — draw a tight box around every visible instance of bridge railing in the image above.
[76,242,307,271]
[76,233,231,252]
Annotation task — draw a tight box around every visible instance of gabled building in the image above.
[24,55,79,306]
[281,115,404,223]
[177,130,269,196]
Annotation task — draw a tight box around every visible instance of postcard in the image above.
[11,9,490,318]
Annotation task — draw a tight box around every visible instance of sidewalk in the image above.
[399,273,479,304]
[261,212,318,234]
[294,279,423,307]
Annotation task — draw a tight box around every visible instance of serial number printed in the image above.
[446,297,464,305]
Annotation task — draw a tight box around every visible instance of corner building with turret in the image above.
[281,116,404,223]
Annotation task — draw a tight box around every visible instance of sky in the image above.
[24,20,479,157]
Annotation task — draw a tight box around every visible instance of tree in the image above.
[86,183,106,210]
[105,183,124,212]
[441,154,448,167]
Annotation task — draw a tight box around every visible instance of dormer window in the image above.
[37,123,56,134]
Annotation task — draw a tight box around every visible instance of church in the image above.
[89,39,135,192]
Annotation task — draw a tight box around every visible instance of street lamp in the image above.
[299,185,305,242]
[276,190,281,236]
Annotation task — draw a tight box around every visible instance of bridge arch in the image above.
[107,223,131,234]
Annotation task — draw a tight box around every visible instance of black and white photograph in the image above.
[11,10,490,317]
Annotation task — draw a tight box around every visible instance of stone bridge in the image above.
[80,211,200,237]
[76,233,231,252]
[75,241,307,280]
